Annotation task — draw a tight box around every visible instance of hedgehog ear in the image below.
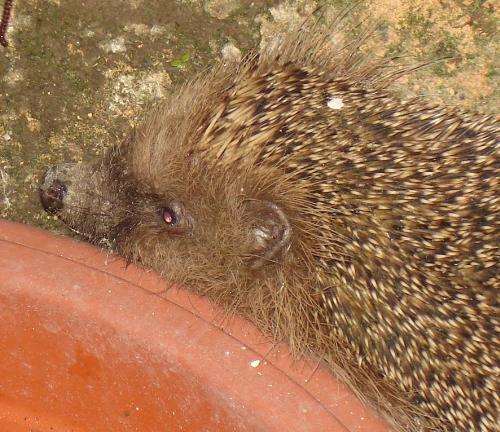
[242,200,291,269]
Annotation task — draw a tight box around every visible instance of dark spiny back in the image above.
[191,41,499,430]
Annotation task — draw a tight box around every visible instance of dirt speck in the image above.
[204,0,241,20]
[221,41,242,62]
[99,36,127,54]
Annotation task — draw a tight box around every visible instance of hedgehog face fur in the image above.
[40,27,499,432]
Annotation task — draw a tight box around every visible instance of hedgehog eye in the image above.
[159,201,193,235]
[161,206,177,225]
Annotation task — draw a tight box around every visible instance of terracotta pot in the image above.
[0,220,390,431]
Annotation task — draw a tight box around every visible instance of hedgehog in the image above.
[39,23,499,432]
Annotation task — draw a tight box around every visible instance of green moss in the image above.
[466,0,498,36]
[435,32,460,58]
[431,32,460,77]
[486,62,498,79]
[401,7,434,45]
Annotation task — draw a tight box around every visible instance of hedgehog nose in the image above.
[39,165,69,214]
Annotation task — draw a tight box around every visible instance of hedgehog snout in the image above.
[39,164,74,214]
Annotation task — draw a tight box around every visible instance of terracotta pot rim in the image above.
[0,220,390,432]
